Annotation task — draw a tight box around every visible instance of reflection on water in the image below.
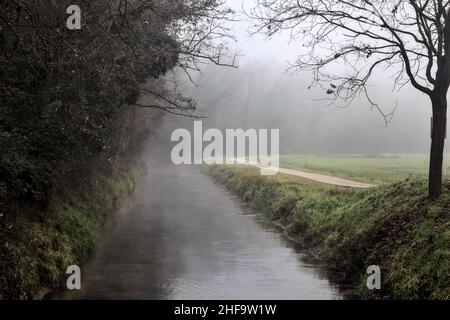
[60,162,353,300]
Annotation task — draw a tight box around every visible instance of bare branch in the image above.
[251,0,450,120]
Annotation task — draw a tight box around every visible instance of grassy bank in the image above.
[280,155,450,184]
[0,168,142,299]
[207,165,450,300]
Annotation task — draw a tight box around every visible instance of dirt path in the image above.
[248,162,375,189]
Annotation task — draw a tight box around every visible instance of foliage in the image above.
[0,0,234,298]
[0,0,235,209]
[0,169,140,299]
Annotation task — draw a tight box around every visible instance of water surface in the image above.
[64,162,343,300]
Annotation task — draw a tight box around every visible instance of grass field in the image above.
[280,154,450,185]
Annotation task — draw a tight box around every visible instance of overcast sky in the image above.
[177,0,443,155]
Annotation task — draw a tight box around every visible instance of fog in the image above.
[177,0,439,155]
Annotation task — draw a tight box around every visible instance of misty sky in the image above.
[177,0,443,155]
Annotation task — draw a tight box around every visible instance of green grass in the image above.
[0,169,141,299]
[280,154,450,184]
[208,165,450,300]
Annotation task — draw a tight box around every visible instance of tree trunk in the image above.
[429,95,447,199]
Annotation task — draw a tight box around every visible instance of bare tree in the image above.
[252,0,450,198]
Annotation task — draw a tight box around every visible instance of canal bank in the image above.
[207,165,450,300]
[0,167,142,300]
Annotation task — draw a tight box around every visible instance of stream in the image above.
[61,119,353,300]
